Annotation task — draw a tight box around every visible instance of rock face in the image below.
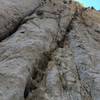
[0,0,40,40]
[0,0,100,100]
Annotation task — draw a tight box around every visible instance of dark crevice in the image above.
[24,6,79,100]
[24,52,52,99]
[0,5,41,42]
[24,5,97,100]
[57,9,78,48]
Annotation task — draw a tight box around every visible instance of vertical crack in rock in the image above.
[67,7,100,100]
[0,0,100,100]
[24,1,78,100]
[24,52,52,99]
[27,2,100,100]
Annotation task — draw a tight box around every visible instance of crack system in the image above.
[0,0,97,100]
[0,1,94,99]
[23,4,78,99]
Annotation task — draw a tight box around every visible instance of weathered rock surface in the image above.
[0,0,40,40]
[0,0,75,100]
[0,0,100,100]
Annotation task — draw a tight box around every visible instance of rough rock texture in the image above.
[0,0,75,100]
[0,0,100,100]
[0,0,40,40]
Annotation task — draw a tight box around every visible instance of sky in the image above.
[74,0,100,10]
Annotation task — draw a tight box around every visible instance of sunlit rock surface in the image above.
[0,0,40,40]
[0,0,100,100]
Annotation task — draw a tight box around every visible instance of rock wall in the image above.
[0,0,100,100]
[0,0,40,40]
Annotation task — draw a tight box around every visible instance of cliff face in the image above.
[0,0,100,100]
[0,0,40,41]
